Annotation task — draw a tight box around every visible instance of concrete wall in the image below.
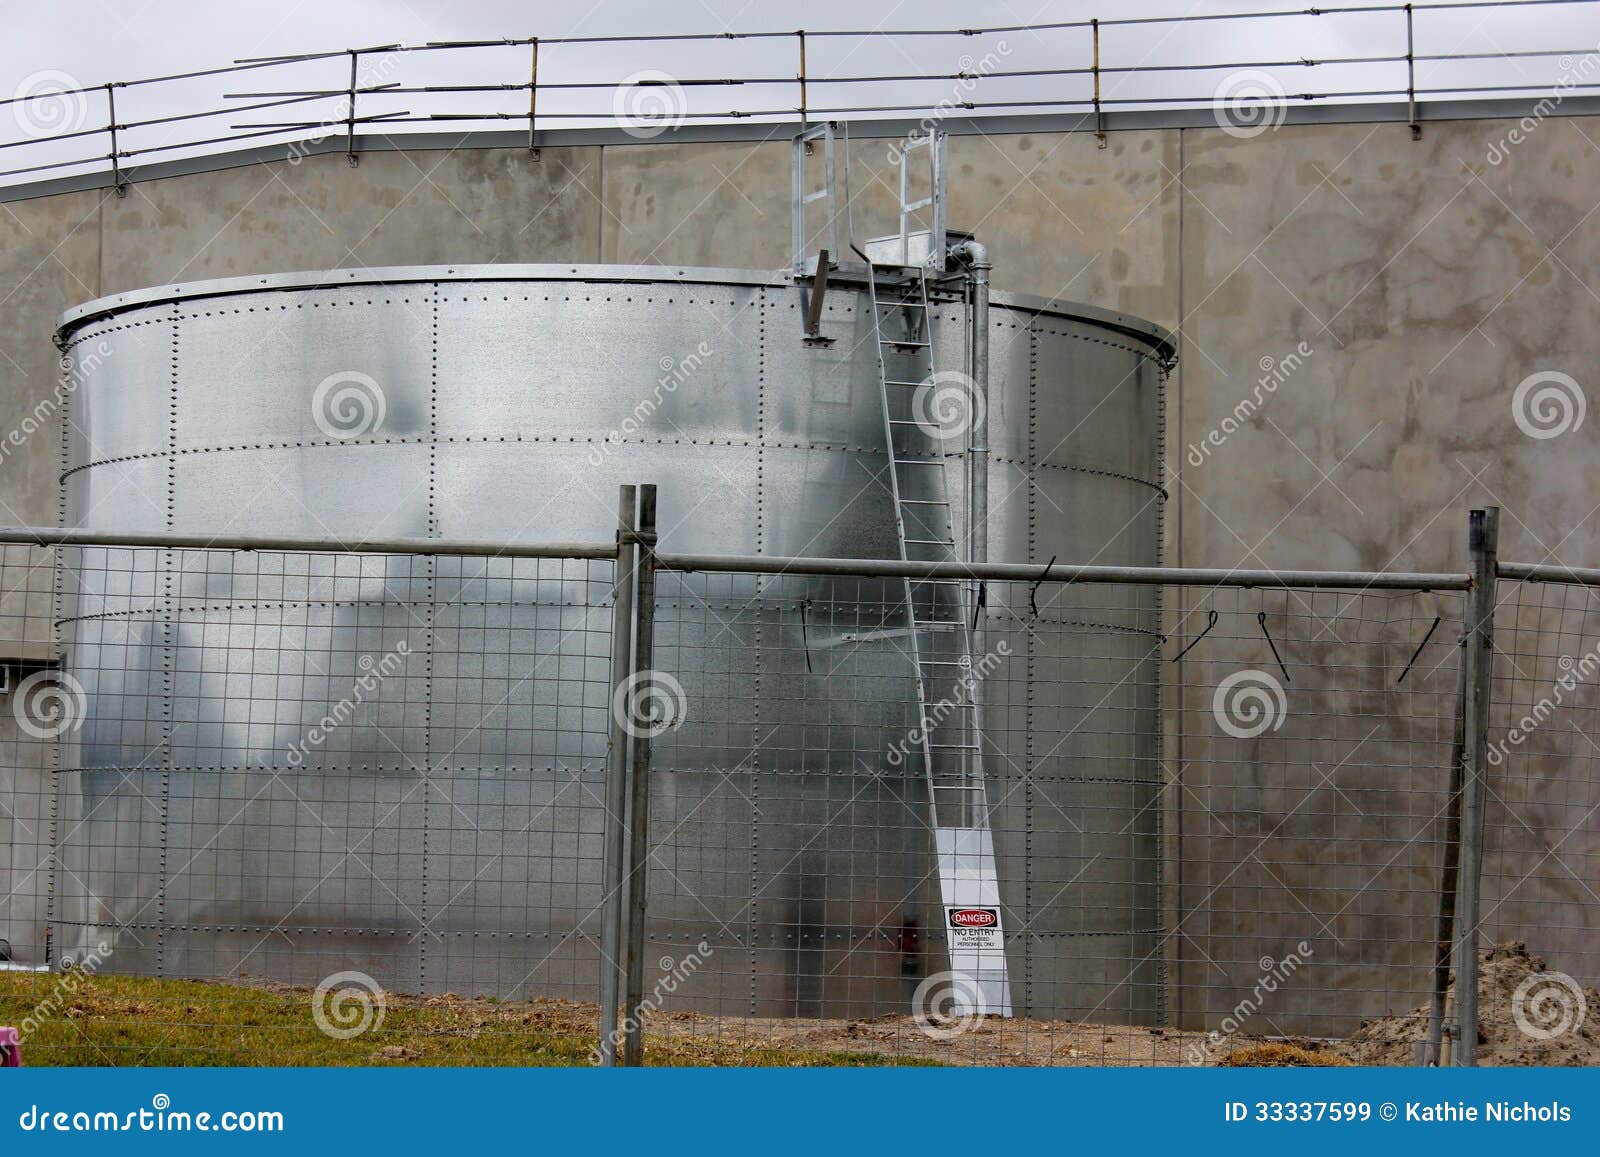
[2,115,1597,1029]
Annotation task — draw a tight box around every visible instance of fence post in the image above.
[1452,506,1497,1065]
[598,484,638,1066]
[345,49,361,166]
[1423,617,1468,1065]
[622,484,659,1067]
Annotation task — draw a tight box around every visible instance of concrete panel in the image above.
[99,147,602,294]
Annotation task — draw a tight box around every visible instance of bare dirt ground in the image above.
[1336,941,1600,1067]
[13,940,1584,1066]
[654,1008,1222,1066]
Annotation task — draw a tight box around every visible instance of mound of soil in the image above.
[1336,941,1600,1066]
[1220,1042,1350,1067]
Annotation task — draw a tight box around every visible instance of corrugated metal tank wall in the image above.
[50,265,1172,1020]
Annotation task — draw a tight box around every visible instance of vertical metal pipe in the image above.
[1423,614,1469,1065]
[345,50,360,166]
[951,240,991,575]
[598,484,638,1067]
[105,84,125,197]
[622,484,659,1067]
[797,30,808,130]
[527,38,540,155]
[1092,20,1106,148]
[1453,506,1497,1066]
[1405,4,1421,139]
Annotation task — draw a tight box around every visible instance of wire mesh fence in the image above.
[2,540,622,1064]
[0,511,1597,1067]
[1476,575,1600,1061]
[632,571,1471,1065]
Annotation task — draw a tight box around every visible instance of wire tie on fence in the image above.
[1257,610,1291,683]
[1171,608,1219,663]
[1396,614,1442,684]
[1029,554,1057,617]
[799,598,813,674]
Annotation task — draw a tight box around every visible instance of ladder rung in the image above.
[929,744,981,750]
[884,380,926,387]
[882,340,930,348]
[900,499,950,505]
[893,459,944,466]
[904,537,955,545]
[921,660,968,666]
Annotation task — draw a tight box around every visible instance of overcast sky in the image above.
[3,0,1595,184]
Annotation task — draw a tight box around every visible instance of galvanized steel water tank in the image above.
[52,264,1173,1021]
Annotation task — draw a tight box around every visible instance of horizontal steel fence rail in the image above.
[0,525,1470,589]
[653,550,1472,590]
[0,525,617,561]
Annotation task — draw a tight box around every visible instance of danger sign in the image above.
[947,906,1002,950]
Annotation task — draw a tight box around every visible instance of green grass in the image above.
[0,971,929,1067]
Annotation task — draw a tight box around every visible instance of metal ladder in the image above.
[865,263,988,829]
[866,260,1013,1017]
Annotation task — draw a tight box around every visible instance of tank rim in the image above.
[54,263,1176,362]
